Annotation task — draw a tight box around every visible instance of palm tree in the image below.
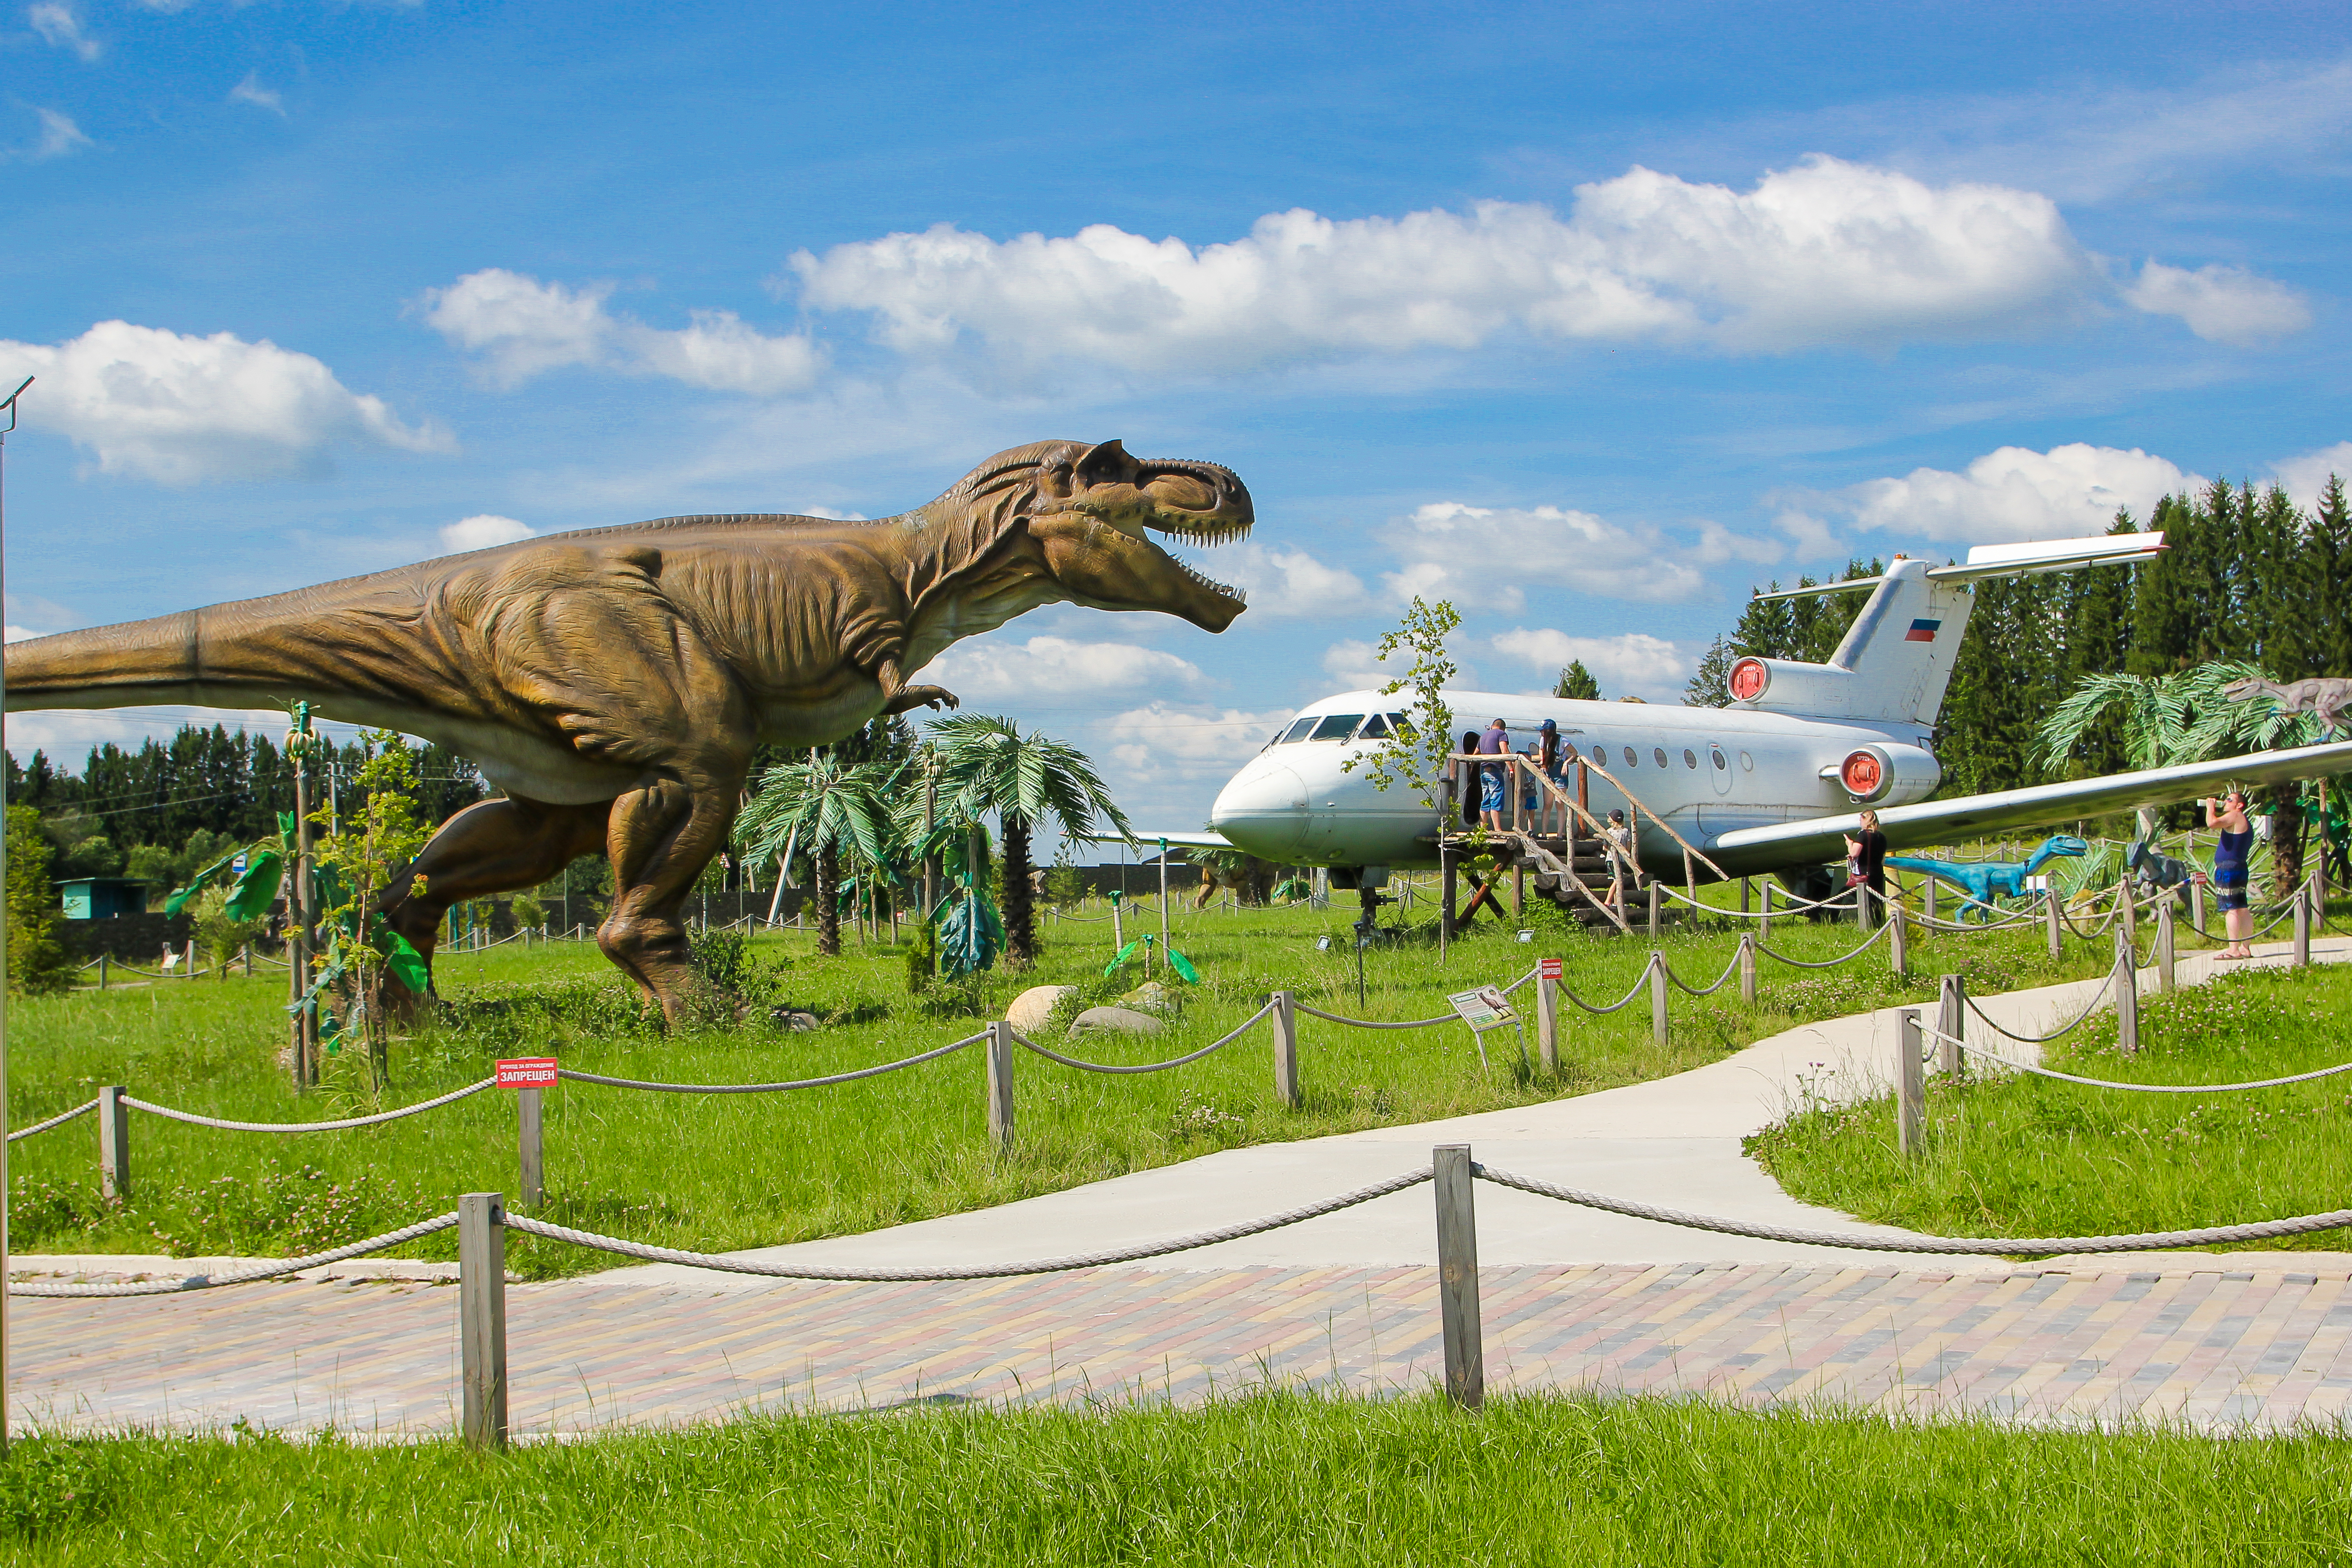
[926,714,1134,965]
[734,750,897,957]
[2038,659,2330,898]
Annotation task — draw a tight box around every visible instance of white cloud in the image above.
[1491,629,1689,698]
[793,156,2105,374]
[28,2,100,61]
[1105,702,1297,776]
[418,268,821,396]
[1383,501,1705,609]
[4,625,38,643]
[1694,520,1783,567]
[9,107,91,162]
[0,320,452,484]
[1320,636,1481,693]
[920,635,1206,701]
[1822,443,2201,544]
[2273,442,2352,513]
[227,72,285,115]
[1215,543,1369,618]
[439,514,535,552]
[2124,261,2310,346]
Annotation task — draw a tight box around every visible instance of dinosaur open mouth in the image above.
[1144,520,1250,607]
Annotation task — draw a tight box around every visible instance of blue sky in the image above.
[3,0,2348,839]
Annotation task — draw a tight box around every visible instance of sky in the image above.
[3,0,2348,847]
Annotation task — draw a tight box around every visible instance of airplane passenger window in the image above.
[1653,747,1669,768]
[1622,747,1638,767]
[1356,713,1392,740]
[1592,745,1606,765]
[1711,748,1727,770]
[1739,750,1754,771]
[1310,713,1364,741]
[1683,749,1698,769]
[1279,718,1318,743]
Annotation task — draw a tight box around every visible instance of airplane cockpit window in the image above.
[1310,713,1365,741]
[1278,717,1318,744]
[1356,713,1393,740]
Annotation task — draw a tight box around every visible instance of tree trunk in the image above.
[2267,784,2306,904]
[1002,819,1036,965]
[815,842,841,957]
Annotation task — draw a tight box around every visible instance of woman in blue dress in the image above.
[2204,791,2255,960]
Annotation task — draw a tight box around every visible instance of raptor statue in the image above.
[1881,834,2088,923]
[5,439,1253,1016]
[2223,675,2352,739]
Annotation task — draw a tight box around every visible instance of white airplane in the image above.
[1202,533,2352,901]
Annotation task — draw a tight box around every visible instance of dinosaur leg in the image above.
[375,795,611,999]
[598,762,749,1019]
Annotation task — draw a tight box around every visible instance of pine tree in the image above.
[2315,475,2352,677]
[1553,660,1601,700]
[1683,636,1732,706]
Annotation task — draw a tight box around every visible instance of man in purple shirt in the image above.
[1476,717,1509,830]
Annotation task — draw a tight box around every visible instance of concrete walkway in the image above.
[14,932,2352,1438]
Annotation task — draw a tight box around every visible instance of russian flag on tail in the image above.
[1904,618,1942,643]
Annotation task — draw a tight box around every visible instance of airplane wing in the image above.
[1072,830,1237,850]
[1707,740,2352,867]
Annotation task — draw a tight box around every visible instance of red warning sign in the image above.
[495,1057,558,1087]
[1539,958,1563,981]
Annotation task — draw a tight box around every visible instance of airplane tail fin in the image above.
[1724,534,2162,729]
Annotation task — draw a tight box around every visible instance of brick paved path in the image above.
[19,1258,2352,1437]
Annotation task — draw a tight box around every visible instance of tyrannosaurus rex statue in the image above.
[6,438,1253,1016]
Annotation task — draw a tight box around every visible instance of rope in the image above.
[1295,1003,1455,1030]
[7,1099,99,1143]
[1660,948,1744,998]
[1011,1003,1274,1074]
[123,1079,498,1132]
[1960,967,2120,1045]
[1922,1024,2352,1093]
[10,1213,461,1297]
[559,1032,987,1094]
[1655,882,1855,919]
[1754,919,1894,970]
[506,1169,1434,1281]
[1557,966,1654,1015]
[1471,1162,2352,1255]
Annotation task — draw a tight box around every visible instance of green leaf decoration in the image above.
[277,811,297,842]
[1102,938,1142,976]
[223,850,285,922]
[1165,947,1200,985]
[162,848,244,918]
[374,929,431,994]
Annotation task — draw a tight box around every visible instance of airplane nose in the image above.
[1211,758,1310,859]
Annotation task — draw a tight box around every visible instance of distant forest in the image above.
[1685,474,2352,799]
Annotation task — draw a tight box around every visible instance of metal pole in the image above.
[517,1086,544,1210]
[1271,990,1301,1109]
[1888,901,1906,979]
[0,373,28,1454]
[2115,937,2140,1055]
[1648,952,1668,1047]
[458,1193,508,1450]
[1536,968,1559,1074]
[2045,880,2062,960]
[1760,880,1772,943]
[1936,973,1965,1077]
[1739,931,1757,1005]
[1897,1010,1925,1157]
[2294,879,2312,969]
[98,1084,129,1200]
[1433,1144,1483,1410]
[2155,896,2175,994]
[986,1019,1015,1154]
[1157,838,1170,973]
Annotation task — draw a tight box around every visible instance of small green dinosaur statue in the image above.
[1882,834,2088,923]
[5,439,1252,1017]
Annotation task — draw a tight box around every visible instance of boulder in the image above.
[1118,980,1182,1017]
[1069,1005,1167,1038]
[769,1005,821,1032]
[1006,985,1076,1034]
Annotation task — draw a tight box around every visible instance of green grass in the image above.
[1749,959,2352,1251]
[6,890,2121,1277]
[6,1389,2352,1564]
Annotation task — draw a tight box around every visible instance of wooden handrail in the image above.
[1451,752,1729,883]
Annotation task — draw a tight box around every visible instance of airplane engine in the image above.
[1833,742,1941,805]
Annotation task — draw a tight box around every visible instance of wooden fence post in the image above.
[2115,937,2140,1055]
[1856,882,1876,934]
[1923,873,1937,927]
[2119,876,2137,953]
[1897,1010,1925,1158]
[1888,902,1907,980]
[1738,932,1757,1006]
[2045,882,2062,960]
[1433,1144,1482,1410]
[2155,896,2175,993]
[1648,953,1668,1048]
[986,1020,1016,1154]
[458,1192,508,1451]
[517,1086,544,1211]
[2191,875,2206,937]
[1936,974,1965,1077]
[1759,881,1772,943]
[97,951,108,990]
[1648,881,1661,940]
[1535,965,1559,1074]
[1271,991,1301,1109]
[97,1085,129,1200]
[2294,880,2312,969]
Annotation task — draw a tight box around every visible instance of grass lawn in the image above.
[6,1390,2350,1565]
[1749,959,2352,1251]
[6,889,2130,1277]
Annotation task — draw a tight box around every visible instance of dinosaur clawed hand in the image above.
[885,684,960,715]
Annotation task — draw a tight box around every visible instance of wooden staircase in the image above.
[1437,829,1633,932]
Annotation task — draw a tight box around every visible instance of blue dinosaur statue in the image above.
[1882,835,2088,923]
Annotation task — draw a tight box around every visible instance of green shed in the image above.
[56,878,154,920]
